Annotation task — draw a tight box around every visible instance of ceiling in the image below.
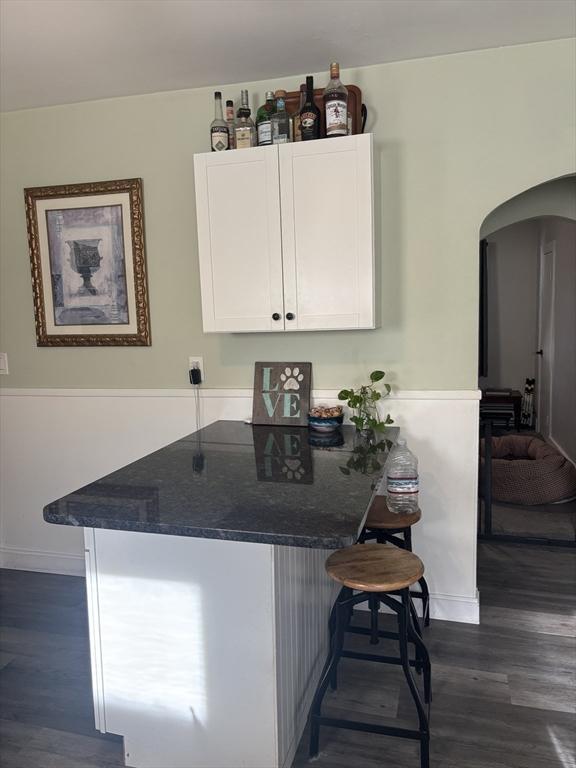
[1,0,574,112]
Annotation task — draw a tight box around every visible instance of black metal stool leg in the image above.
[407,604,432,704]
[418,576,431,627]
[403,526,412,551]
[310,599,347,757]
[399,590,430,768]
[369,592,380,645]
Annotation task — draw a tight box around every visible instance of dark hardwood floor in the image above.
[1,542,575,768]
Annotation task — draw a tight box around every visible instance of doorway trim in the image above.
[537,240,556,436]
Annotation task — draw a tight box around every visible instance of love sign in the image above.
[252,362,312,427]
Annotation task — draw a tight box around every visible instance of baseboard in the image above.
[358,589,480,625]
[548,435,576,467]
[0,545,85,577]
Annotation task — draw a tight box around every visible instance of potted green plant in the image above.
[337,370,393,437]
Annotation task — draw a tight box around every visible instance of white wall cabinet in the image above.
[193,134,375,333]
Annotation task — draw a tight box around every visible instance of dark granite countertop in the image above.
[44,420,398,548]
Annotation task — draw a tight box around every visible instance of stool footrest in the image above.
[341,649,418,667]
[346,625,400,641]
[313,715,425,742]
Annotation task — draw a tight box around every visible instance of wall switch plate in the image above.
[0,353,8,375]
[188,356,204,381]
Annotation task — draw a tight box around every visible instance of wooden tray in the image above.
[283,84,363,137]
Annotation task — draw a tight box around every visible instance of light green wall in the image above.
[1,39,574,390]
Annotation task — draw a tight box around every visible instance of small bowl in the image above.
[308,414,344,433]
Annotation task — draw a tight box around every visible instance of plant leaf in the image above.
[337,389,350,400]
[370,370,385,382]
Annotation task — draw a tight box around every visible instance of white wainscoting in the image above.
[0,387,480,623]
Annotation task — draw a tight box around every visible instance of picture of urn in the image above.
[66,238,103,295]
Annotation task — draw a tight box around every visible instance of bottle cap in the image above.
[241,89,249,104]
[306,75,314,91]
[275,89,287,98]
[214,91,222,99]
[226,99,233,107]
[329,62,340,78]
[265,90,275,100]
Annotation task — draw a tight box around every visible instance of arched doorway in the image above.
[477,175,576,545]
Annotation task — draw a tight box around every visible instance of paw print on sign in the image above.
[280,367,304,391]
[282,458,305,481]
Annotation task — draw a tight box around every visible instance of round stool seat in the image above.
[326,543,424,593]
[365,496,421,530]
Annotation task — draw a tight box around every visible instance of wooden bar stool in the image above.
[360,496,431,627]
[309,544,431,768]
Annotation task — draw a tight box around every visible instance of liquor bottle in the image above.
[256,91,276,146]
[323,62,348,138]
[226,99,236,150]
[300,76,321,141]
[234,90,256,149]
[291,88,305,142]
[271,90,290,144]
[210,91,230,151]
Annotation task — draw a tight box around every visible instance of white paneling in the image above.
[273,545,339,767]
[194,146,284,332]
[90,529,278,768]
[0,387,480,623]
[84,528,106,732]
[279,134,375,330]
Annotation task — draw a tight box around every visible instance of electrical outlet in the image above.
[0,353,8,375]
[188,356,204,381]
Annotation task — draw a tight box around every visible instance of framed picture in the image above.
[24,178,150,346]
[252,362,312,427]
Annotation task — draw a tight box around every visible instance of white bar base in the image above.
[83,528,337,768]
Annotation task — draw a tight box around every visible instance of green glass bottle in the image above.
[256,91,276,146]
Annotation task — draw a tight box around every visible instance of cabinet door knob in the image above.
[286,312,295,321]
[272,313,281,321]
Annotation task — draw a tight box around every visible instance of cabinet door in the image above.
[194,147,285,332]
[279,134,375,331]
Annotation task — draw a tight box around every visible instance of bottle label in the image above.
[293,115,302,141]
[257,121,272,145]
[387,477,419,495]
[300,111,317,129]
[211,127,229,151]
[325,100,347,135]
[235,126,253,149]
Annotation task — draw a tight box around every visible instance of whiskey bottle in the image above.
[226,99,236,149]
[256,91,276,146]
[271,90,290,144]
[291,88,305,142]
[323,62,348,138]
[210,91,230,151]
[235,90,256,149]
[300,76,321,141]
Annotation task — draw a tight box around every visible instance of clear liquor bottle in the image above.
[225,99,236,150]
[271,90,290,144]
[234,90,256,149]
[300,76,321,141]
[323,62,348,138]
[210,91,230,151]
[256,91,276,146]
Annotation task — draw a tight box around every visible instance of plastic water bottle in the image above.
[386,438,419,513]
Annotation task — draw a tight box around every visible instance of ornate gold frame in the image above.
[24,178,151,346]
